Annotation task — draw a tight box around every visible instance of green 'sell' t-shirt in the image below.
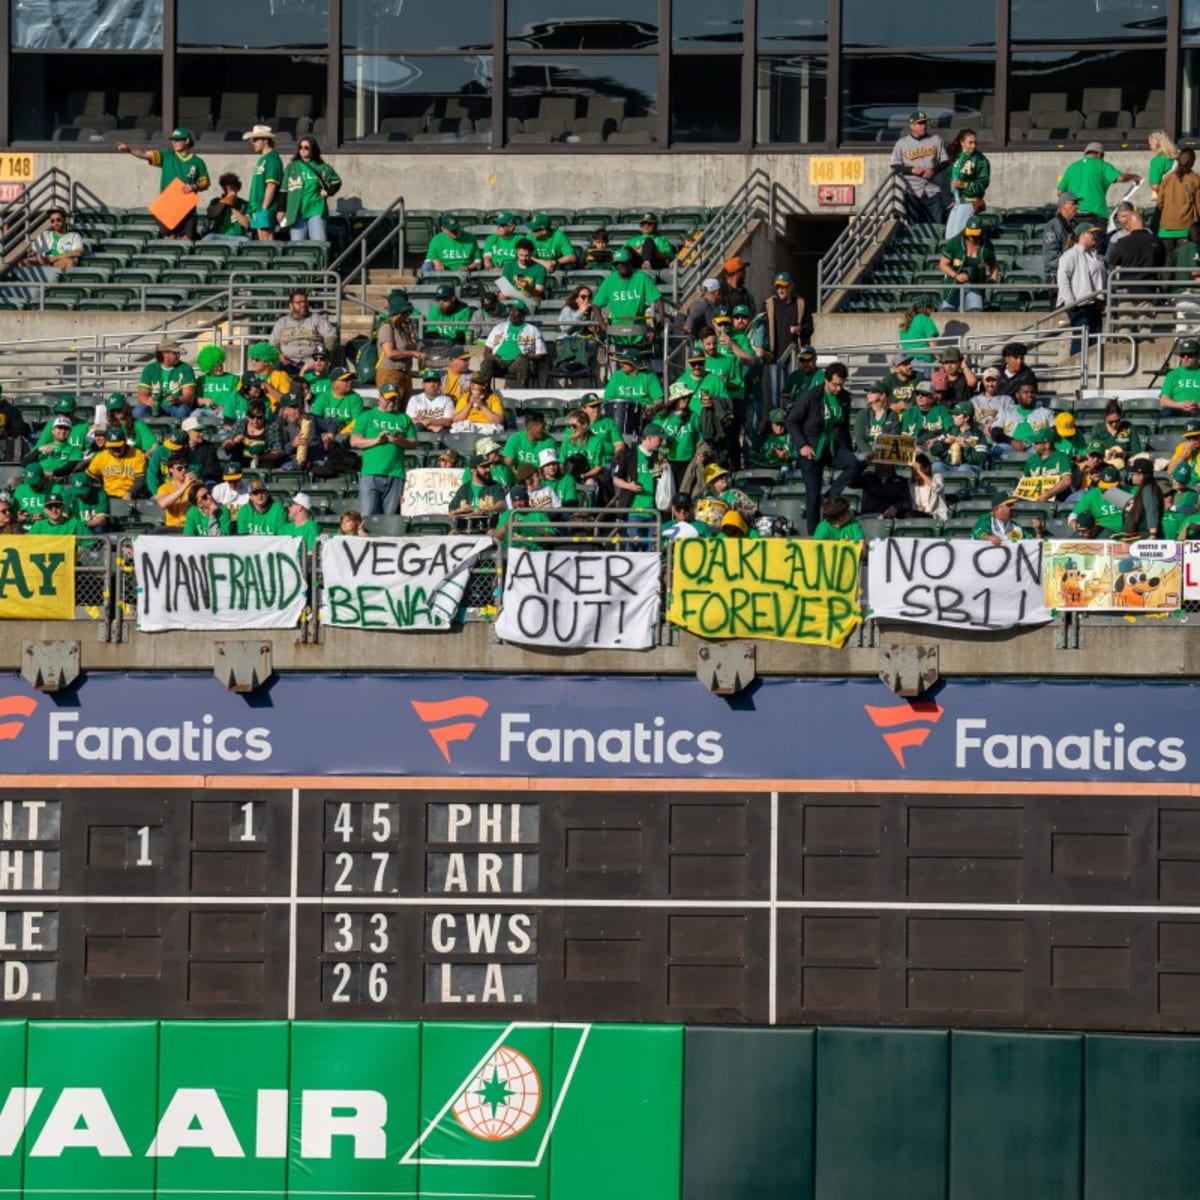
[357,408,416,478]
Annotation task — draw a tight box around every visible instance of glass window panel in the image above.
[178,0,326,48]
[843,0,993,48]
[1011,0,1166,43]
[756,57,826,143]
[673,0,741,50]
[9,52,161,140]
[11,0,161,49]
[506,55,657,143]
[507,0,658,51]
[177,55,328,141]
[1009,48,1164,141]
[1187,0,1200,40]
[343,55,492,143]
[670,54,741,142]
[344,0,491,52]
[1184,48,1200,134]
[757,0,827,50]
[840,53,994,143]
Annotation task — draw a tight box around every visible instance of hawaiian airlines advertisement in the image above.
[0,673,1194,782]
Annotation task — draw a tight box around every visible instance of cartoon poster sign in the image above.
[1043,540,1183,612]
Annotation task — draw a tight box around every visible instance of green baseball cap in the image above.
[52,396,75,414]
[421,368,441,382]
[23,463,44,483]
[1173,463,1194,485]
[495,211,516,225]
[731,304,753,318]
[952,401,975,417]
[169,127,194,141]
[611,248,632,263]
[530,212,551,230]
[1031,428,1054,444]
[1086,440,1106,455]
[768,408,787,422]
[106,393,126,410]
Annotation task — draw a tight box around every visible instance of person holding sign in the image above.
[785,362,860,535]
[972,492,1039,543]
[852,383,899,454]
[1020,429,1076,502]
[116,128,210,240]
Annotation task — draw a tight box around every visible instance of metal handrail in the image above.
[331,196,407,313]
[817,173,907,311]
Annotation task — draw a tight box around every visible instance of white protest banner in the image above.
[401,468,462,518]
[1186,542,1200,602]
[320,535,493,630]
[135,536,307,632]
[867,536,1050,629]
[495,548,661,649]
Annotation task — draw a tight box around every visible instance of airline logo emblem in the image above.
[411,696,490,764]
[864,700,944,768]
[0,695,37,744]
[452,1045,541,1140]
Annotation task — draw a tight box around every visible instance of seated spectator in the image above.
[499,239,548,302]
[929,402,990,472]
[184,484,231,536]
[1068,464,1126,535]
[0,496,23,536]
[583,227,613,267]
[537,447,577,507]
[449,372,506,434]
[857,461,910,520]
[902,380,954,447]
[972,366,1010,431]
[337,510,366,537]
[718,509,752,539]
[27,490,88,537]
[1020,429,1076,502]
[276,395,324,470]
[1164,465,1200,539]
[1077,442,1108,491]
[935,347,976,407]
[1053,412,1087,459]
[581,393,626,462]
[1166,426,1200,485]
[470,436,514,488]
[878,353,918,407]
[852,384,897,454]
[492,484,556,547]
[812,495,865,541]
[939,216,998,312]
[211,466,251,514]
[1159,339,1200,414]
[908,453,948,520]
[469,291,504,343]
[246,342,293,411]
[223,402,283,469]
[483,299,546,387]
[23,208,83,271]
[407,369,455,432]
[181,415,221,481]
[558,285,603,331]
[527,213,577,274]
[203,173,250,243]
[995,342,1038,396]
[425,282,474,344]
[236,479,288,535]
[305,348,335,408]
[27,415,82,478]
[154,455,199,528]
[195,345,242,424]
[662,492,703,541]
[752,407,798,472]
[450,454,506,525]
[1042,192,1081,283]
[311,369,363,446]
[442,348,473,404]
[270,289,336,375]
[482,212,520,270]
[503,411,556,470]
[0,385,32,463]
[998,381,1053,449]
[107,394,158,453]
[145,427,183,493]
[656,389,703,488]
[423,215,481,273]
[1123,458,1165,538]
[559,410,610,496]
[624,212,675,270]
[136,338,196,418]
[12,462,50,523]
[286,492,320,551]
[85,428,148,499]
[1057,221,1106,357]
[66,472,111,533]
[973,492,1041,542]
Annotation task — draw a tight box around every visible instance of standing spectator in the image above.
[1042,192,1081,283]
[938,216,998,311]
[116,127,210,240]
[1156,146,1200,269]
[376,292,423,393]
[594,249,663,348]
[603,352,664,440]
[936,347,977,407]
[203,173,249,243]
[23,208,83,271]
[270,289,336,374]
[1123,458,1165,539]
[785,362,859,535]
[243,125,283,241]
[482,212,521,270]
[1057,142,1140,224]
[135,339,196,418]
[682,278,722,338]
[624,212,675,270]
[1107,204,1167,281]
[761,271,810,414]
[945,129,991,240]
[0,386,32,463]
[502,411,557,471]
[1147,130,1178,223]
[890,110,949,224]
[1057,222,1107,357]
[898,297,939,363]
[719,257,754,312]
[280,137,340,242]
[1159,340,1200,414]
[350,387,419,516]
[483,299,547,387]
[424,215,482,273]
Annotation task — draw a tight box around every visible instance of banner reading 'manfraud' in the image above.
[0,673,1196,784]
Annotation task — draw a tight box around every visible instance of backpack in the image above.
[352,314,388,386]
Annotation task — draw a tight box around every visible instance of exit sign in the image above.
[818,185,856,206]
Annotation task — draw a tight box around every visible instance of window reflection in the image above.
[343,0,490,52]
[12,0,162,49]
[756,58,826,143]
[507,0,658,51]
[672,0,741,50]
[843,0,993,48]
[1010,0,1166,43]
[178,0,326,48]
[671,54,741,142]
[343,55,492,142]
[757,0,827,50]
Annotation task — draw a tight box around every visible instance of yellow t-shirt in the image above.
[155,480,195,527]
[86,447,149,498]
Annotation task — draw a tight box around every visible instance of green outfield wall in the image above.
[0,1021,1196,1199]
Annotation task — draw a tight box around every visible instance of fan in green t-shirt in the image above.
[116,127,210,239]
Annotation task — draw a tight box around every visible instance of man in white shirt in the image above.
[405,369,455,432]
[483,299,547,387]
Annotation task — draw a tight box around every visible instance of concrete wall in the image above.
[42,148,1102,214]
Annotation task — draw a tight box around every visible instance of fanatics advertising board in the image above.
[2,672,1199,784]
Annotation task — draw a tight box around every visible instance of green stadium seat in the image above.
[43,288,81,310]
[143,287,191,311]
[891,518,940,537]
[573,208,619,226]
[161,268,210,285]
[64,266,113,284]
[91,288,136,310]
[363,513,408,536]
[409,514,452,536]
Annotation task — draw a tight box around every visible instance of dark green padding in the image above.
[815,1027,949,1200]
[949,1031,1082,1200]
[681,1027,814,1200]
[1085,1034,1200,1200]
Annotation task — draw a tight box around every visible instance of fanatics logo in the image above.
[0,695,37,744]
[411,696,490,764]
[863,699,944,768]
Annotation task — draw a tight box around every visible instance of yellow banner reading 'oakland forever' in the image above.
[668,538,862,647]
[0,535,75,620]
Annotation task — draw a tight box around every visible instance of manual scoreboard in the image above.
[2,787,1200,1030]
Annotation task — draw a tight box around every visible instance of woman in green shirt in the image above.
[898,298,939,363]
[945,128,991,239]
[281,138,341,242]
